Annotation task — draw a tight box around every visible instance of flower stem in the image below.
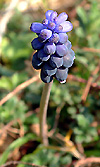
[40,81,53,146]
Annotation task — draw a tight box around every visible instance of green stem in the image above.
[40,81,53,146]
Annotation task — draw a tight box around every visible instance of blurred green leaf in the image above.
[0,72,28,91]
[86,149,100,157]
[0,134,37,165]
[0,64,14,76]
[76,114,89,128]
[0,76,13,90]
[0,96,28,122]
[77,7,87,25]
[76,55,88,66]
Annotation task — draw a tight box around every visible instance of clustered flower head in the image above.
[30,10,75,83]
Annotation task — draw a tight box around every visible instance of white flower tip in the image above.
[60,80,66,84]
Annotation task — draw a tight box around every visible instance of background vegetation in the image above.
[0,0,100,166]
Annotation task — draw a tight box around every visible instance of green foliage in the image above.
[1,32,34,70]
[76,1,100,48]
[0,72,28,90]
[0,134,37,165]
[0,96,28,123]
[17,145,72,167]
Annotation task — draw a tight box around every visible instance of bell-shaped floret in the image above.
[32,52,43,70]
[59,33,68,44]
[56,43,68,57]
[38,49,50,61]
[49,54,63,68]
[55,67,68,82]
[42,19,49,26]
[45,10,53,20]
[50,11,57,21]
[39,29,52,42]
[68,49,75,59]
[54,21,73,33]
[60,21,73,32]
[55,12,68,24]
[48,22,56,30]
[30,23,45,33]
[44,42,56,55]
[63,54,74,68]
[43,62,57,76]
[41,68,53,83]
[54,25,63,33]
[65,40,72,49]
[49,33,59,43]
[31,38,44,50]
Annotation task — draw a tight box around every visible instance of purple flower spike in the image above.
[30,10,75,83]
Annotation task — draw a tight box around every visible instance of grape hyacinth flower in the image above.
[30,10,75,83]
